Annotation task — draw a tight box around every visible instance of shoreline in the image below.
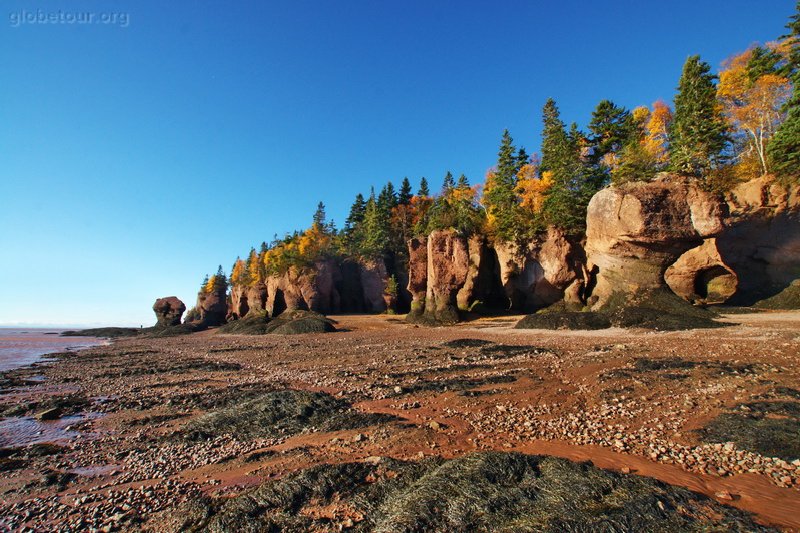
[1,313,799,530]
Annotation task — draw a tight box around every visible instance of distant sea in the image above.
[0,328,105,372]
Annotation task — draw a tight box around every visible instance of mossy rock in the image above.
[265,310,337,335]
[183,389,393,441]
[698,401,800,461]
[169,452,775,532]
[601,290,724,331]
[217,312,271,335]
[754,279,800,310]
[515,312,611,331]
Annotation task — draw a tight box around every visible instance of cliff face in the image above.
[215,175,800,329]
[407,228,585,325]
[584,174,799,310]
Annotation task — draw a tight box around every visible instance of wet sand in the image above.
[0,311,799,531]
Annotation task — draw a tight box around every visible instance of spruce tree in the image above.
[588,100,633,187]
[398,177,413,205]
[418,177,430,197]
[669,55,729,177]
[540,101,591,231]
[768,3,800,182]
[483,130,522,241]
[457,173,469,188]
[362,190,389,258]
[344,194,366,232]
[442,171,455,193]
[312,201,326,228]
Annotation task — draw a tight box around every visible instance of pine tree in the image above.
[362,190,389,258]
[540,99,570,174]
[457,174,469,188]
[418,177,430,197]
[441,171,455,193]
[398,177,413,205]
[312,201,326,229]
[540,101,591,231]
[669,56,730,177]
[516,147,529,168]
[588,100,633,187]
[768,2,800,181]
[344,194,366,231]
[378,183,398,212]
[482,130,522,241]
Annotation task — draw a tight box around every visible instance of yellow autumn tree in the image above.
[718,47,791,176]
[247,248,261,286]
[515,163,552,215]
[643,100,672,165]
[230,258,247,286]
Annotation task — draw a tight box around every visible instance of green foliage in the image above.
[423,180,484,236]
[540,102,594,233]
[441,171,455,193]
[361,190,390,259]
[669,56,730,179]
[768,3,800,182]
[398,177,413,205]
[384,275,398,297]
[417,177,430,196]
[611,138,659,185]
[483,129,524,241]
[312,201,326,228]
[588,99,633,187]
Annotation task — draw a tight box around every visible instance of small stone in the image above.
[715,490,734,501]
[621,467,631,474]
[393,386,403,394]
[352,433,365,443]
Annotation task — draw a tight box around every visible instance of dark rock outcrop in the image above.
[152,297,186,327]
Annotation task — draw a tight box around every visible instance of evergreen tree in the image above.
[418,177,430,197]
[516,147,529,168]
[378,182,398,212]
[201,275,209,292]
[588,100,633,187]
[312,201,326,228]
[540,101,591,231]
[669,56,730,177]
[362,190,389,258]
[747,46,782,81]
[442,171,455,193]
[457,173,469,188]
[540,99,570,174]
[482,129,522,241]
[398,177,413,205]
[768,2,800,181]
[344,194,366,231]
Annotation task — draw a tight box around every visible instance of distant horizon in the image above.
[2,0,795,326]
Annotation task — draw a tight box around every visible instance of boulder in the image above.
[152,296,186,327]
[665,239,737,304]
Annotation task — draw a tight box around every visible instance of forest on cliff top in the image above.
[199,3,800,298]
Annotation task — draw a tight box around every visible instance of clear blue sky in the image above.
[0,0,793,327]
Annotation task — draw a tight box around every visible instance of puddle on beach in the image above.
[0,412,102,448]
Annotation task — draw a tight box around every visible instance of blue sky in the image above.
[0,0,794,327]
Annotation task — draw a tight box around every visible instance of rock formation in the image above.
[584,175,725,309]
[665,239,737,304]
[229,283,268,320]
[196,286,228,327]
[717,176,800,306]
[152,296,186,327]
